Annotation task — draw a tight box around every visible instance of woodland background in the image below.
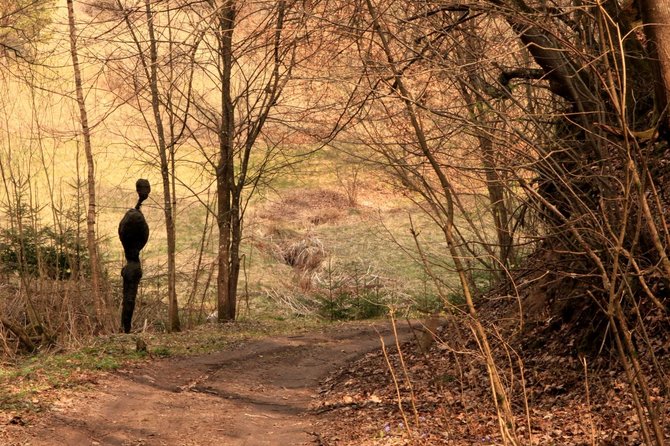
[1,0,670,444]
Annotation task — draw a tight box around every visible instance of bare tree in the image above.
[66,0,110,331]
[189,0,307,321]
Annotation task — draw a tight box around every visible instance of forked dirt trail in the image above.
[8,322,409,446]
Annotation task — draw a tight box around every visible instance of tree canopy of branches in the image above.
[186,0,310,321]
[316,0,670,442]
[1,0,669,429]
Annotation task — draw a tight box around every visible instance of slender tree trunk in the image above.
[217,0,237,321]
[228,189,242,319]
[217,170,233,321]
[455,74,513,269]
[167,4,180,329]
[481,139,513,267]
[66,0,109,331]
[144,0,180,332]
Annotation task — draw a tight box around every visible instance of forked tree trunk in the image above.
[66,0,110,331]
[212,0,288,322]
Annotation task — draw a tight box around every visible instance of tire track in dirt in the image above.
[6,322,410,446]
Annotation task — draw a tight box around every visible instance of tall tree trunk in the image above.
[640,0,670,134]
[217,0,237,321]
[455,29,513,270]
[66,0,109,331]
[209,0,287,321]
[481,138,513,268]
[144,0,180,332]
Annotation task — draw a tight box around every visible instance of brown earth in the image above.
[1,322,411,446]
[5,316,667,446]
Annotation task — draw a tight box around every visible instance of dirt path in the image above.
[4,322,410,446]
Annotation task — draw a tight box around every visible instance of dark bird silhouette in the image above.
[118,179,150,333]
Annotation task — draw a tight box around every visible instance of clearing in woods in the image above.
[2,322,410,446]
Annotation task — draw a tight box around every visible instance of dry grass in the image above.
[257,188,353,226]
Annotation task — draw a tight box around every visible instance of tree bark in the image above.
[640,0,670,133]
[209,0,289,322]
[217,0,237,321]
[456,29,513,270]
[66,0,110,331]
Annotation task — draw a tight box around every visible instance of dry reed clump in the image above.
[264,287,314,317]
[281,234,327,290]
[281,235,327,272]
[250,224,328,290]
[258,188,352,226]
[254,226,327,272]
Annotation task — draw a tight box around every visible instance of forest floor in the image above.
[1,318,669,446]
[0,321,413,446]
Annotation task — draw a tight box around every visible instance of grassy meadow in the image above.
[0,1,500,339]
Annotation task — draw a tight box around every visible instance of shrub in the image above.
[0,226,88,280]
[314,259,389,321]
[413,293,443,314]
